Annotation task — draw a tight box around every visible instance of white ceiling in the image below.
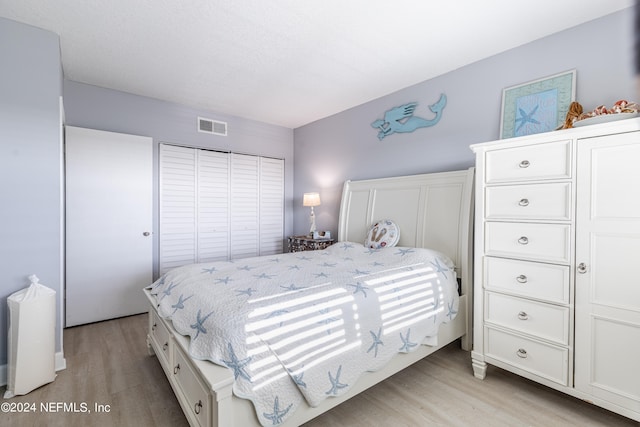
[1,1,634,128]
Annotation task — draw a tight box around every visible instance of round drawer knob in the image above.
[518,311,529,321]
[516,275,528,284]
[519,160,531,168]
[516,348,528,358]
[518,198,530,207]
[577,263,587,274]
[517,236,529,245]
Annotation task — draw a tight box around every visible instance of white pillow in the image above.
[365,219,400,249]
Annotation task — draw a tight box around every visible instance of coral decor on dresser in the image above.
[569,99,640,127]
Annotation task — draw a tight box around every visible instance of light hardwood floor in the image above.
[0,314,637,427]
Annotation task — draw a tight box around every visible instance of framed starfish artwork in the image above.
[500,69,576,139]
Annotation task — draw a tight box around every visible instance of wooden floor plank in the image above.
[0,314,637,426]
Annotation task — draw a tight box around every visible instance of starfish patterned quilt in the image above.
[148,241,459,426]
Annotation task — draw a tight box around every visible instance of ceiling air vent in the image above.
[198,117,227,136]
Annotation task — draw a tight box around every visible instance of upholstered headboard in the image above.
[337,168,474,289]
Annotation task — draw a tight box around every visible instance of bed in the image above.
[145,167,475,427]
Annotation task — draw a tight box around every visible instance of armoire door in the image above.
[574,131,640,414]
[65,126,153,327]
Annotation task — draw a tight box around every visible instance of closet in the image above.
[471,118,640,422]
[159,144,284,274]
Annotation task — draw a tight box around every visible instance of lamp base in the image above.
[309,207,317,236]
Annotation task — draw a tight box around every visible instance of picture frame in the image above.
[312,230,331,240]
[500,69,576,139]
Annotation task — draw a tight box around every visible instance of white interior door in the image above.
[65,126,153,327]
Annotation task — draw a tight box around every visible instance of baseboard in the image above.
[55,352,67,372]
[0,352,66,387]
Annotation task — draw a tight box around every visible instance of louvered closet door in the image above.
[230,153,260,259]
[160,147,284,272]
[198,150,230,262]
[159,145,197,273]
[160,146,231,273]
[260,157,285,254]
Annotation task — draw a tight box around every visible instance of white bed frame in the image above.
[145,167,475,427]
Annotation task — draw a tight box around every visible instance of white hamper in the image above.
[4,275,56,398]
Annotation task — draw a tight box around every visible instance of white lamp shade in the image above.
[303,192,321,207]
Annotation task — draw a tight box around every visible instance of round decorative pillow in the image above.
[364,219,400,249]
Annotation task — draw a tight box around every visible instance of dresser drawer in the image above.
[485,140,571,183]
[485,292,569,344]
[485,327,568,386]
[485,222,571,264]
[484,257,570,304]
[150,310,172,369]
[485,182,572,221]
[173,344,211,427]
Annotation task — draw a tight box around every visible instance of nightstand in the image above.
[287,235,335,252]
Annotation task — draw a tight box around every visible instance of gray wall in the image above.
[63,81,295,279]
[293,8,636,239]
[0,18,63,365]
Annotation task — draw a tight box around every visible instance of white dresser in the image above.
[470,118,640,422]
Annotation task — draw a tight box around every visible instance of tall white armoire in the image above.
[470,118,640,422]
